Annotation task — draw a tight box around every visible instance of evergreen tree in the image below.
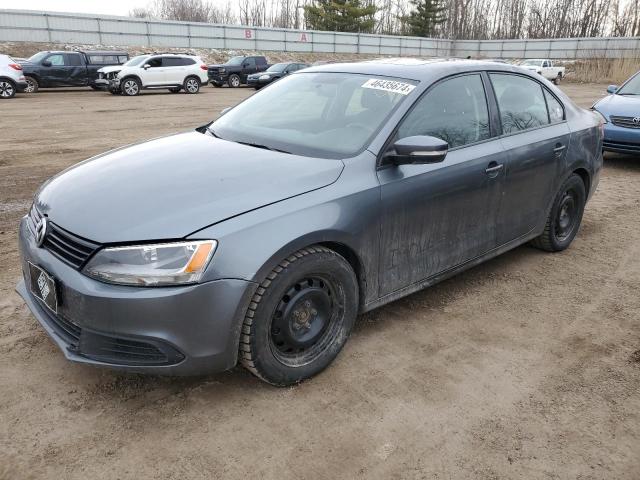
[304,0,377,33]
[402,0,447,37]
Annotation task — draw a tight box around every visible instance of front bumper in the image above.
[247,77,272,87]
[208,73,228,85]
[603,123,640,154]
[16,216,257,375]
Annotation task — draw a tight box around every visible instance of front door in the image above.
[143,57,168,85]
[377,73,506,296]
[41,53,68,87]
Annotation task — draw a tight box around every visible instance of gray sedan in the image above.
[17,59,602,386]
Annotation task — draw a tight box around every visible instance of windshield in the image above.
[617,72,640,95]
[523,60,543,66]
[267,63,287,73]
[211,72,416,159]
[225,56,244,66]
[27,52,48,63]
[123,55,149,67]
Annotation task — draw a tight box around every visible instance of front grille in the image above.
[28,205,100,269]
[610,116,640,129]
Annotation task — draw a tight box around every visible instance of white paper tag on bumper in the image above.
[361,79,416,95]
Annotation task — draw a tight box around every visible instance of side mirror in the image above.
[389,136,448,165]
[41,60,51,67]
[607,85,618,94]
[143,64,151,69]
[220,107,232,116]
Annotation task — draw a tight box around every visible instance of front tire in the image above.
[531,174,586,252]
[553,73,562,85]
[121,77,141,96]
[183,76,200,94]
[228,74,241,88]
[24,76,38,93]
[239,246,359,386]
[0,79,16,99]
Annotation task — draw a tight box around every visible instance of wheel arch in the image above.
[0,76,16,86]
[572,167,591,195]
[250,233,370,311]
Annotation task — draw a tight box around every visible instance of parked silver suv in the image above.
[0,54,27,99]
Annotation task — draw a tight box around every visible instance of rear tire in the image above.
[228,74,241,88]
[24,76,38,93]
[530,174,586,252]
[239,246,358,386]
[121,77,141,96]
[0,79,16,99]
[553,73,562,85]
[183,76,200,94]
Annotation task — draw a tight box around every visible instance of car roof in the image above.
[79,50,128,55]
[303,58,534,82]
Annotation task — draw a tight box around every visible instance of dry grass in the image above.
[565,56,640,84]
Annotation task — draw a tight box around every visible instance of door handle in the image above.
[485,162,504,176]
[553,144,567,154]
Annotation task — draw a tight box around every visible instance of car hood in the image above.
[35,132,344,244]
[593,94,640,119]
[98,65,122,74]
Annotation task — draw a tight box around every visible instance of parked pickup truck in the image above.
[521,59,565,84]
[19,50,129,92]
[208,56,270,88]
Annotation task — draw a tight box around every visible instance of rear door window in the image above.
[490,73,550,134]
[544,90,564,123]
[66,53,82,66]
[396,74,491,149]
[162,57,183,67]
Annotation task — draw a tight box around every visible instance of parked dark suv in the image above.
[208,56,269,88]
[20,50,129,92]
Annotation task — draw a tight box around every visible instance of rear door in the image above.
[162,57,189,84]
[489,73,571,244]
[377,73,507,295]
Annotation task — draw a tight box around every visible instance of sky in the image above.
[0,0,151,16]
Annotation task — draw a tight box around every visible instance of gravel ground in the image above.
[1,82,639,479]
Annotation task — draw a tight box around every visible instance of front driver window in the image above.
[396,74,491,149]
[47,54,65,66]
[490,73,550,134]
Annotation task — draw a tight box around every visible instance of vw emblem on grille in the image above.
[634,117,640,124]
[35,216,48,248]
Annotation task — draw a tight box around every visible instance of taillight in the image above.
[9,63,22,71]
[200,64,208,71]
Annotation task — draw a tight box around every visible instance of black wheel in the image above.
[183,76,200,94]
[228,74,241,88]
[210,82,221,88]
[531,174,586,252]
[239,246,358,386]
[109,89,120,95]
[121,77,141,96]
[168,87,181,93]
[0,79,16,99]
[24,76,38,93]
[90,85,101,91]
[553,73,562,85]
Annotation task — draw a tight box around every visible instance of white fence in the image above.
[1,8,639,59]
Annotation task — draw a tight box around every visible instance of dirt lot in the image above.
[1,83,639,479]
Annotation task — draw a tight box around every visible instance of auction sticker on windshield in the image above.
[361,79,416,95]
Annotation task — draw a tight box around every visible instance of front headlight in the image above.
[83,240,217,286]
[218,67,226,73]
[591,107,608,124]
[259,74,270,80]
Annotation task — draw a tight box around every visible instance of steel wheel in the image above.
[555,189,578,241]
[0,81,15,98]
[122,79,140,96]
[185,78,199,93]
[269,275,344,367]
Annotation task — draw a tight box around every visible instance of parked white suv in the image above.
[0,54,28,99]
[101,54,208,96]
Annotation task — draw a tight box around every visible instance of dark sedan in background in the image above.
[247,62,309,89]
[591,70,640,154]
[17,59,602,386]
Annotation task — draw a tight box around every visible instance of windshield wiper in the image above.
[236,141,291,154]
[618,92,640,96]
